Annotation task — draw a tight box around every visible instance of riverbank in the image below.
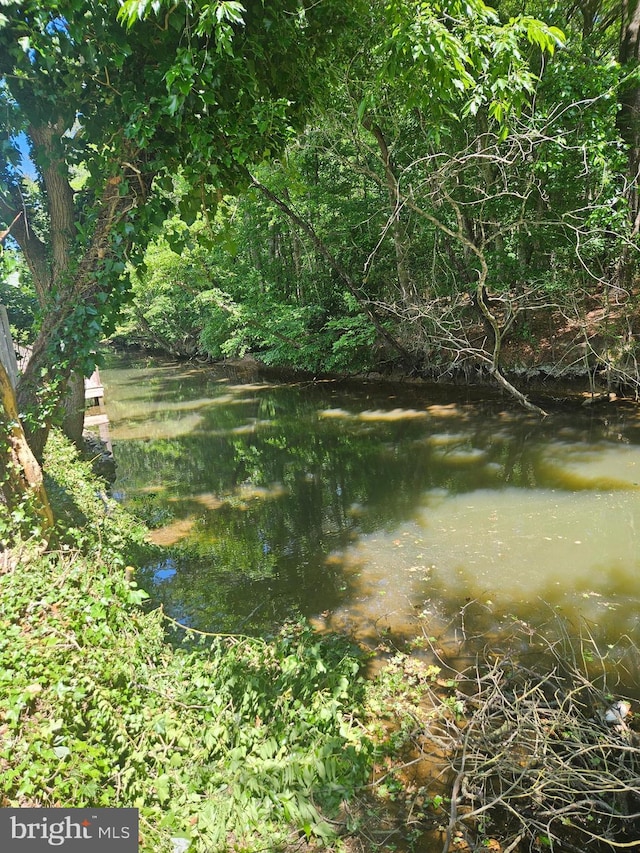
[0,433,367,851]
[419,293,640,404]
[3,431,639,852]
[193,351,639,425]
[0,431,450,853]
[112,299,640,413]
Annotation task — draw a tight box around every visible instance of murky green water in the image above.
[101,352,640,655]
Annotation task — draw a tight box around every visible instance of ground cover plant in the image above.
[0,433,373,852]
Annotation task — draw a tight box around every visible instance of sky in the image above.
[14,131,38,180]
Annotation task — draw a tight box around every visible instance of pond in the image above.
[101,352,640,669]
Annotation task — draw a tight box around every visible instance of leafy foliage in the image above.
[0,250,37,345]
[118,201,382,372]
[113,0,640,396]
[0,0,362,459]
[0,433,373,851]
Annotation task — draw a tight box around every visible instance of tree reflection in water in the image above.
[103,353,640,647]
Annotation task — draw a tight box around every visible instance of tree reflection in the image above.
[105,356,640,638]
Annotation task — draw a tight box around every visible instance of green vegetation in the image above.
[3,0,640,514]
[0,0,359,462]
[2,3,640,849]
[3,433,639,853]
[1,432,375,851]
[111,0,640,409]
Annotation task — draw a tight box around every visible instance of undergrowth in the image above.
[0,432,374,852]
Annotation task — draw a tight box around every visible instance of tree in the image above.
[0,357,53,540]
[1,227,53,538]
[0,0,357,461]
[218,1,566,408]
[217,0,640,401]
[617,2,640,213]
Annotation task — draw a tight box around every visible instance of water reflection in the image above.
[324,489,640,639]
[102,353,640,649]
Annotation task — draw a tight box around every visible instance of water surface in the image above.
[101,353,640,653]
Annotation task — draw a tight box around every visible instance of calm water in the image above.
[101,353,640,656]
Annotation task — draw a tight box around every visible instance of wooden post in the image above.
[0,305,19,389]
[84,367,112,452]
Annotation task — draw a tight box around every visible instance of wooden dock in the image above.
[83,367,113,453]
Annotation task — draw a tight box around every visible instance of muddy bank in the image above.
[109,310,640,414]
[217,352,636,413]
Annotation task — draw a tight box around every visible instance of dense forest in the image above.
[118,2,640,403]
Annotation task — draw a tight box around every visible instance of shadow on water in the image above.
[101,352,640,674]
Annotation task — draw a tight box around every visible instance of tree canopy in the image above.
[119,0,639,410]
[0,0,358,461]
[0,0,359,526]
[2,0,640,530]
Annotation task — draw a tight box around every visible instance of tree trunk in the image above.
[0,360,54,537]
[16,172,140,461]
[16,303,74,461]
[3,114,153,462]
[363,119,415,301]
[60,372,86,450]
[29,122,75,286]
[618,0,640,236]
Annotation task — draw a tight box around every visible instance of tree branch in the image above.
[249,174,413,362]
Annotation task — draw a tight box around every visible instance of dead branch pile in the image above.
[431,629,640,853]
